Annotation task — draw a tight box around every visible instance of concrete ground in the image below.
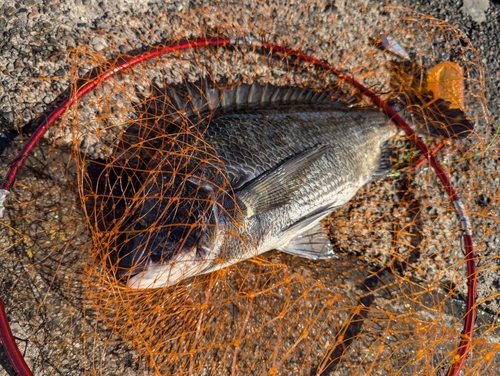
[0,0,499,375]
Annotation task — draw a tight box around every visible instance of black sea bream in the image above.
[114,78,472,289]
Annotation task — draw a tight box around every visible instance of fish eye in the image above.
[133,218,148,231]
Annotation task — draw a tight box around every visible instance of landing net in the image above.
[0,4,496,376]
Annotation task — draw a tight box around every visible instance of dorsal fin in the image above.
[155,76,359,121]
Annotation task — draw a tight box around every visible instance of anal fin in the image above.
[279,222,335,260]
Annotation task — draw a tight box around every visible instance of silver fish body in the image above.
[116,80,472,289]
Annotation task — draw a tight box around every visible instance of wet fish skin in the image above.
[116,79,472,289]
[203,105,396,189]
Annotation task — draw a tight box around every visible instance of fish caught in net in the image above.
[0,2,497,376]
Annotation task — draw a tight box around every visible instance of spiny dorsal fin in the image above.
[158,76,359,121]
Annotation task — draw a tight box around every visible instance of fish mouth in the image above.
[115,240,202,289]
[125,248,211,289]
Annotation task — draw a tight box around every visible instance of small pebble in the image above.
[4,7,18,17]
[22,108,32,121]
[1,111,14,123]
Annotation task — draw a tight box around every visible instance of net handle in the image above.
[0,36,476,376]
[0,296,34,376]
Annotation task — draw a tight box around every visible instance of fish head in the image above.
[122,229,215,289]
[115,177,236,289]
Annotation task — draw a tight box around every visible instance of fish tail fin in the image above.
[388,91,474,139]
[387,60,474,139]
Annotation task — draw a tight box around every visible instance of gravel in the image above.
[0,0,499,375]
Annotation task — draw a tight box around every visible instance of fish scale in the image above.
[204,105,397,189]
[213,109,395,263]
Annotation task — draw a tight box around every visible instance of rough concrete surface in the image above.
[0,0,499,375]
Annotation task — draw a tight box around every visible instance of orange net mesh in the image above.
[1,3,497,375]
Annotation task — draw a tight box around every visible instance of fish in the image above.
[112,77,473,289]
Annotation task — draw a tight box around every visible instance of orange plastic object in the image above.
[427,62,465,110]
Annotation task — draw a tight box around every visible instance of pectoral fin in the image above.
[280,222,335,260]
[236,144,332,217]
